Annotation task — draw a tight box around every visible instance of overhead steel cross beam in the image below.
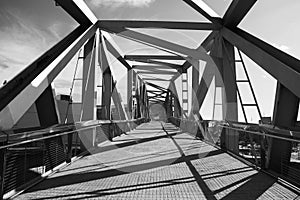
[131,59,182,70]
[99,20,221,30]
[143,78,171,81]
[99,25,212,62]
[145,82,168,92]
[148,90,167,94]
[132,65,180,70]
[125,55,185,61]
[137,71,177,75]
[135,67,177,73]
[148,93,167,98]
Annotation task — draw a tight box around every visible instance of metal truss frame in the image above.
[1,0,299,119]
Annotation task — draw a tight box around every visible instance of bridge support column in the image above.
[111,81,127,121]
[165,91,172,120]
[222,39,238,153]
[132,71,138,118]
[101,70,112,120]
[269,83,299,172]
[135,77,141,118]
[213,37,238,153]
[80,35,97,151]
[190,59,200,120]
[141,83,146,118]
[99,33,112,120]
[170,81,181,118]
[127,69,133,119]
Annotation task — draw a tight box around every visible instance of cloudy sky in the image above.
[0,0,299,122]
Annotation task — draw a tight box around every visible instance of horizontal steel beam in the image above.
[99,20,221,30]
[132,59,183,69]
[137,71,177,75]
[221,27,300,98]
[134,67,177,73]
[132,65,180,70]
[145,82,168,91]
[147,90,167,94]
[125,55,185,60]
[148,96,166,100]
[143,78,171,81]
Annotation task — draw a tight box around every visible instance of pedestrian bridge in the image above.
[10,121,300,199]
[0,0,300,199]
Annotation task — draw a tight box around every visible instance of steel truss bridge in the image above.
[0,0,300,199]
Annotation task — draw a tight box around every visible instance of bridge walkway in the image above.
[14,121,299,199]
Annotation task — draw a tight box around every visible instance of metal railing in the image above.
[0,118,146,199]
[168,117,300,187]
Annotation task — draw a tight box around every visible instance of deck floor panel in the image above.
[14,121,299,200]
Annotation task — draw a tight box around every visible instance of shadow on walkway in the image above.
[17,122,298,200]
[26,149,223,193]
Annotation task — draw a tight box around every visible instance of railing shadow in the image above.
[25,149,223,193]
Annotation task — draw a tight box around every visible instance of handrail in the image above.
[219,125,300,143]
[169,117,300,143]
[0,118,145,150]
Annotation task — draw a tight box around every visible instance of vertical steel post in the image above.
[0,142,7,200]
[221,39,238,153]
[170,81,181,118]
[112,81,128,121]
[269,83,299,173]
[127,69,133,119]
[101,71,112,120]
[80,34,97,151]
[135,77,141,118]
[210,36,238,152]
[165,90,172,120]
[132,71,137,118]
[190,59,200,120]
[99,33,112,120]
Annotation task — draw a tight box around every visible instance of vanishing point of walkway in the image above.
[15,121,299,199]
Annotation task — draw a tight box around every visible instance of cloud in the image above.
[278,45,290,52]
[89,0,156,8]
[0,63,9,69]
[270,42,290,53]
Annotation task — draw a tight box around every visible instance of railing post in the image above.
[0,143,7,200]
[66,132,73,163]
